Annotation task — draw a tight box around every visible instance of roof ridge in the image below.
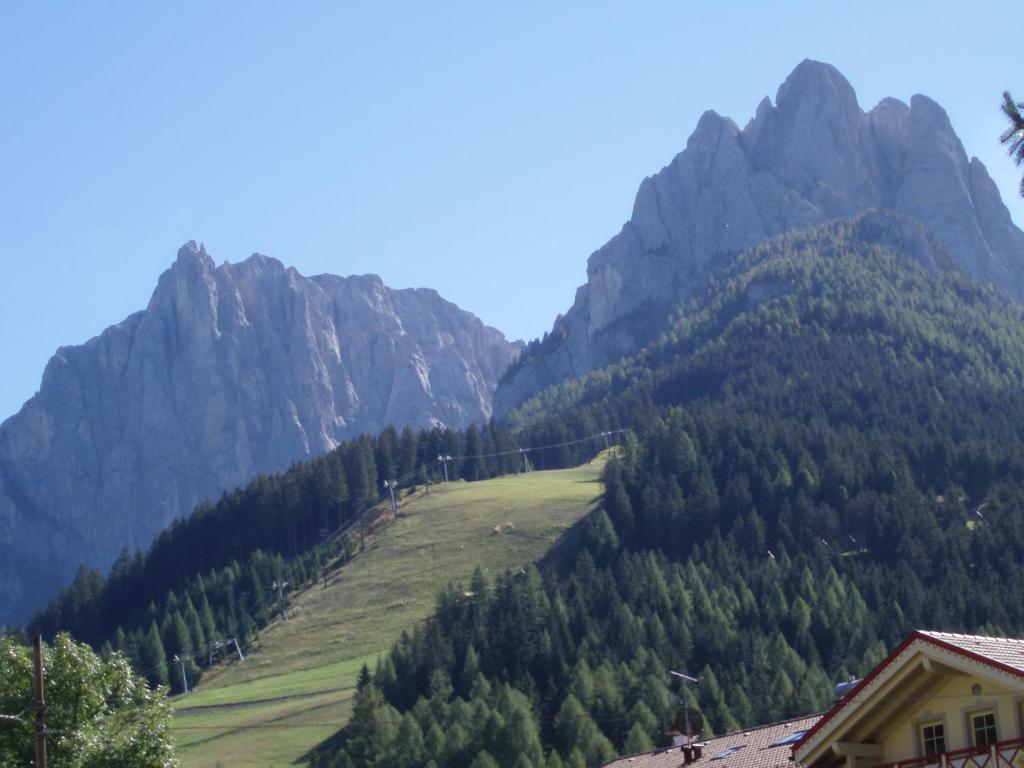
[709,713,823,741]
[920,629,1024,642]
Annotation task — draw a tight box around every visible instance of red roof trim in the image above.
[917,634,1024,682]
[790,631,1024,760]
[790,632,919,758]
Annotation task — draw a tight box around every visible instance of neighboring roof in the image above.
[603,715,821,768]
[793,629,1024,760]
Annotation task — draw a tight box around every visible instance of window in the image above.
[970,711,998,747]
[919,721,946,757]
[711,747,744,760]
[768,731,808,747]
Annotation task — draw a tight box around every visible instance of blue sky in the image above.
[1,2,1021,419]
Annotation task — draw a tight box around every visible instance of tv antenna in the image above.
[669,670,701,739]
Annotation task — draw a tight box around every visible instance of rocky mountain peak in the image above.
[0,248,522,624]
[774,59,861,128]
[173,239,214,269]
[494,60,1024,417]
[687,110,740,149]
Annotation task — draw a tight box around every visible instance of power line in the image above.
[101,427,629,691]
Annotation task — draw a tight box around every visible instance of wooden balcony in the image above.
[873,736,1024,768]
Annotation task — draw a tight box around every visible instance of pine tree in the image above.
[1002,92,1024,197]
[170,611,192,659]
[139,620,169,689]
[464,424,486,481]
[392,712,425,768]
[398,427,419,481]
[622,721,654,754]
[554,694,615,766]
[469,752,500,768]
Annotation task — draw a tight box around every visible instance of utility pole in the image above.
[172,655,190,693]
[519,448,530,474]
[271,580,289,621]
[231,637,246,662]
[383,479,398,518]
[437,455,452,482]
[33,635,46,768]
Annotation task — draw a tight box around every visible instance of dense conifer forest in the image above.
[313,214,1024,767]
[27,212,1024,763]
[28,415,622,692]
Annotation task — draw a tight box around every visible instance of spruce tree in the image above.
[139,620,169,689]
[469,752,499,768]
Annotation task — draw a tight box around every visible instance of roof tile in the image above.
[603,715,821,768]
[918,631,1024,673]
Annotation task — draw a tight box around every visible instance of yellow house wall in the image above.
[879,675,1022,763]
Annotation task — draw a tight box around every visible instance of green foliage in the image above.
[31,416,619,687]
[1002,91,1024,197]
[321,215,1024,766]
[0,634,177,767]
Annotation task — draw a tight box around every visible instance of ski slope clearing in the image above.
[172,457,606,767]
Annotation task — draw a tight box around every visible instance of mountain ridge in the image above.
[0,243,521,624]
[495,59,1024,415]
[502,209,1024,433]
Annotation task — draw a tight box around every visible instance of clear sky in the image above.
[1,2,1021,419]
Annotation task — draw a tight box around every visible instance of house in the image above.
[605,630,1024,768]
[793,631,1024,768]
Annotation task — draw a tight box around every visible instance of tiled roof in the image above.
[918,631,1024,674]
[603,715,821,768]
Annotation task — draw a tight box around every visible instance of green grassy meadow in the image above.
[171,458,605,767]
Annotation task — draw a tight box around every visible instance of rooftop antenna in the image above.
[669,670,701,741]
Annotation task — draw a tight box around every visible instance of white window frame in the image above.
[918,719,948,758]
[967,708,999,748]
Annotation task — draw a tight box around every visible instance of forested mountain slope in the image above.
[0,242,521,625]
[28,416,622,690]
[170,460,604,768]
[317,212,1024,768]
[495,59,1024,416]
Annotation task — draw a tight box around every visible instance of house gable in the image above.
[794,632,1024,768]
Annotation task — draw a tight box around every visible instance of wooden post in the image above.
[32,634,46,768]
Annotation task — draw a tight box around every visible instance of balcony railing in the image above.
[874,736,1024,768]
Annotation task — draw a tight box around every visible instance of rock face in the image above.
[0,245,521,624]
[495,60,1024,415]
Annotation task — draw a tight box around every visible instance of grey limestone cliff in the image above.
[0,245,521,623]
[495,60,1024,415]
